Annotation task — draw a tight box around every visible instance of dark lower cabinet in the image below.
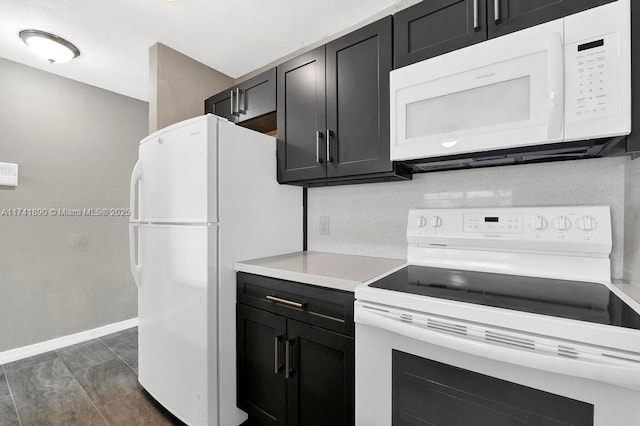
[236,273,355,426]
[237,305,287,426]
[286,320,354,426]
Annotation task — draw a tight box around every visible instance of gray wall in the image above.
[0,58,148,351]
[149,43,235,133]
[308,156,635,282]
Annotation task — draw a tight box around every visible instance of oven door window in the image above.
[392,350,594,426]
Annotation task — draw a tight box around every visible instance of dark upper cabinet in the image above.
[236,273,355,426]
[276,46,327,182]
[394,0,617,68]
[394,0,487,68]
[286,320,354,426]
[204,68,277,131]
[487,0,617,39]
[236,68,276,123]
[278,17,410,185]
[326,16,393,178]
[204,89,236,123]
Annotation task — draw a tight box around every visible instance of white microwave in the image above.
[390,0,631,162]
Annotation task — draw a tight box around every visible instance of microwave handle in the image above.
[546,32,564,140]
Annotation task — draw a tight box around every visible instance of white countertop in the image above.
[234,251,406,292]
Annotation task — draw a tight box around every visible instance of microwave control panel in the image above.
[565,32,618,123]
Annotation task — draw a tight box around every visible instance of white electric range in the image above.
[355,206,640,426]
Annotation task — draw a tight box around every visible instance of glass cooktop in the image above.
[370,266,640,330]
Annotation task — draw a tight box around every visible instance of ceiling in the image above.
[0,0,409,102]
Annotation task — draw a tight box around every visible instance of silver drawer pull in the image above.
[266,295,305,309]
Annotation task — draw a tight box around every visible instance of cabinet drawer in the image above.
[237,272,355,337]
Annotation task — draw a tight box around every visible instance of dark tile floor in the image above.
[0,327,184,425]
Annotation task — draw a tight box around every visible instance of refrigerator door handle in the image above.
[129,160,143,222]
[129,223,142,287]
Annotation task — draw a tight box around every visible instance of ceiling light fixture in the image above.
[19,30,80,64]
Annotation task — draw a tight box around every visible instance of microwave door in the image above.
[390,19,564,162]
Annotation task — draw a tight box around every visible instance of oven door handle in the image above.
[355,303,640,391]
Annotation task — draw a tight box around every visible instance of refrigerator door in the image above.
[137,223,218,425]
[138,115,218,223]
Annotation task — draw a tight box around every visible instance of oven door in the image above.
[355,301,640,426]
[390,19,563,162]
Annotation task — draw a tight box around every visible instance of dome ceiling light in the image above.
[19,30,80,64]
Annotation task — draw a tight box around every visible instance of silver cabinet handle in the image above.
[230,90,234,116]
[285,339,291,379]
[315,131,323,163]
[274,335,282,374]
[326,129,333,163]
[235,88,241,115]
[238,88,246,114]
[494,0,500,22]
[473,0,479,30]
[266,295,305,309]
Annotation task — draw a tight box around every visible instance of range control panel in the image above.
[408,206,612,256]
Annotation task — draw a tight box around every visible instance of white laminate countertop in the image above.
[234,251,406,292]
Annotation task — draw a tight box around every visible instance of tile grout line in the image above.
[54,347,111,426]
[2,364,23,426]
[97,335,138,375]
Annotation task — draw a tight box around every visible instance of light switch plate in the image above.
[319,216,330,236]
[0,162,18,186]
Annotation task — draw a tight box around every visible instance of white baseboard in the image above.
[0,317,138,366]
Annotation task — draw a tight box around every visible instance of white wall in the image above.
[0,58,148,351]
[308,156,632,281]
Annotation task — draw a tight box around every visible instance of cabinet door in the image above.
[488,0,616,39]
[277,46,327,183]
[286,320,354,426]
[394,0,486,68]
[326,16,393,178]
[237,68,276,123]
[237,305,287,426]
[205,89,237,123]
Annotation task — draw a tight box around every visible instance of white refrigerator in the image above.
[128,115,302,425]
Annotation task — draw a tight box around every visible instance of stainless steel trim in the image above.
[236,88,241,115]
[316,131,322,163]
[326,129,332,163]
[494,0,500,22]
[473,0,479,29]
[266,295,304,309]
[285,340,291,379]
[230,90,234,115]
[274,336,280,374]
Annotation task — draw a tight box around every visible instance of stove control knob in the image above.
[531,215,548,231]
[417,216,427,228]
[578,215,597,232]
[553,215,571,231]
[430,215,443,228]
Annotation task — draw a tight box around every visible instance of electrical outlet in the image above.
[319,216,330,236]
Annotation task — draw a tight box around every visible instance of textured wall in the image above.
[624,156,640,283]
[0,58,148,351]
[308,156,630,280]
[149,43,234,133]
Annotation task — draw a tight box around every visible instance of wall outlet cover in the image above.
[319,216,330,235]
